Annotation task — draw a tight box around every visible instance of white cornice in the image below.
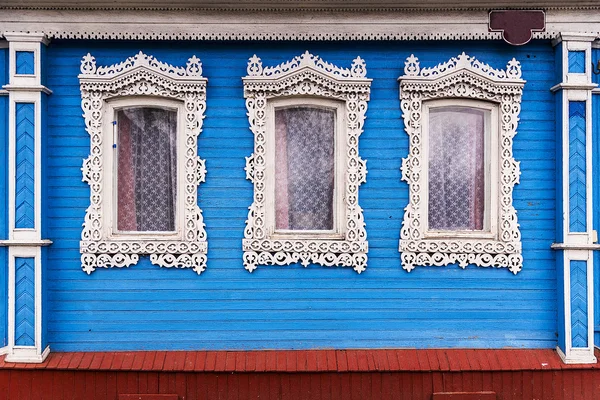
[550,83,598,92]
[2,0,600,10]
[3,32,49,44]
[0,7,598,41]
[552,31,599,45]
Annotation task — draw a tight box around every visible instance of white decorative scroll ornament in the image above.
[242,51,371,273]
[398,53,525,274]
[78,52,208,275]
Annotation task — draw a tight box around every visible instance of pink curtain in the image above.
[428,107,485,231]
[116,114,137,231]
[274,107,335,231]
[116,107,177,232]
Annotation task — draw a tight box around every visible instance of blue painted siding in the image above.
[44,40,557,351]
[593,48,600,86]
[568,50,585,74]
[14,257,35,346]
[0,48,7,85]
[15,103,35,229]
[568,101,587,233]
[0,48,8,346]
[15,51,35,75]
[570,260,588,348]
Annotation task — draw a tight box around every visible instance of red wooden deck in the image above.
[0,349,598,399]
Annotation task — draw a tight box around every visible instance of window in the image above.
[424,101,497,237]
[78,52,208,275]
[242,52,371,273]
[110,101,180,235]
[269,98,345,237]
[398,53,525,274]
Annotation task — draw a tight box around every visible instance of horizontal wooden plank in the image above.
[37,40,562,351]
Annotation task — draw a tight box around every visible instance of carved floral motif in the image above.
[242,52,371,273]
[78,52,208,275]
[398,54,525,274]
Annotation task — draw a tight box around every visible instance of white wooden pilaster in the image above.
[0,32,51,363]
[551,32,598,364]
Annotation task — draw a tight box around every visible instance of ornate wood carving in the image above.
[79,52,208,275]
[398,53,525,274]
[242,51,370,273]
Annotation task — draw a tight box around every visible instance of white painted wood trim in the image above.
[78,52,208,275]
[2,85,53,95]
[8,91,42,242]
[554,35,597,365]
[3,33,51,363]
[0,8,598,41]
[0,240,52,247]
[5,345,50,364]
[552,243,600,250]
[6,247,45,361]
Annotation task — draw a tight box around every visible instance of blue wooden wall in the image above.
[44,40,557,351]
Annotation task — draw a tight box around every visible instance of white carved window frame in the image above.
[78,51,208,275]
[398,53,525,275]
[242,51,371,274]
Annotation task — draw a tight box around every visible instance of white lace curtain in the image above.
[428,107,485,231]
[116,107,177,232]
[275,107,335,231]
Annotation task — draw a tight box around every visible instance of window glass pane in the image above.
[428,106,485,231]
[275,106,335,231]
[116,107,177,232]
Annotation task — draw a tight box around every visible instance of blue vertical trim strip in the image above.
[568,51,585,74]
[0,72,8,346]
[555,42,564,88]
[15,51,34,75]
[40,93,48,351]
[593,93,600,348]
[568,101,586,232]
[555,88,566,353]
[570,260,588,348]
[0,48,7,86]
[14,257,35,346]
[15,103,35,229]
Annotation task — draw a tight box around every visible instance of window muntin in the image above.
[115,106,178,233]
[423,100,498,239]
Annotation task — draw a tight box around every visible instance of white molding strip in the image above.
[0,8,597,41]
[0,240,53,247]
[1,1,600,10]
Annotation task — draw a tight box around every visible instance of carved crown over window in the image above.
[242,51,371,273]
[398,53,525,274]
[78,52,208,275]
